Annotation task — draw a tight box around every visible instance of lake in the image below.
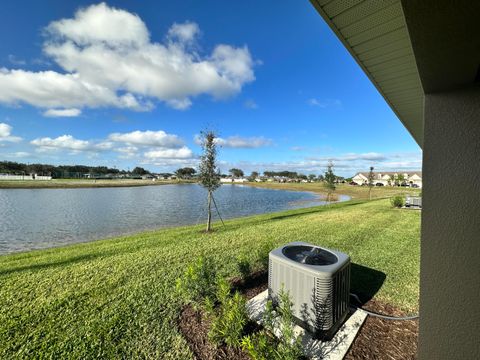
[0,184,349,254]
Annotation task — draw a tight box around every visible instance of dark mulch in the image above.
[345,299,418,360]
[177,270,267,360]
[230,270,268,299]
[178,271,418,359]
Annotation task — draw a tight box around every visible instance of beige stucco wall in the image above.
[419,85,480,359]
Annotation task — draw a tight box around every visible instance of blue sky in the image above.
[0,0,421,176]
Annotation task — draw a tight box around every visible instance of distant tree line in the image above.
[263,171,300,178]
[0,161,144,178]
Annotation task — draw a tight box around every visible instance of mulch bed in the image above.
[177,270,267,360]
[345,299,418,360]
[178,270,418,359]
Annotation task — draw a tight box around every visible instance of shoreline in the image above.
[0,179,195,189]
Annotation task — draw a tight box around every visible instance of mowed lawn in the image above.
[0,199,420,359]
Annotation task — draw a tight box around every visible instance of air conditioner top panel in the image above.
[269,241,350,276]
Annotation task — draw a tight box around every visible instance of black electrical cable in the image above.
[350,293,419,321]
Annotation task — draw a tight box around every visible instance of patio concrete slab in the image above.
[246,290,367,360]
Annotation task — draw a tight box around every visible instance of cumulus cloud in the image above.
[108,130,184,148]
[30,134,112,153]
[194,134,272,148]
[307,98,341,108]
[167,22,200,43]
[43,108,82,117]
[28,129,196,166]
[0,123,22,142]
[115,146,139,159]
[0,3,256,115]
[144,146,194,160]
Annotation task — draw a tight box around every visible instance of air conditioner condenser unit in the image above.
[268,241,351,340]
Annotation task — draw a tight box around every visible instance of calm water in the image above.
[0,184,349,254]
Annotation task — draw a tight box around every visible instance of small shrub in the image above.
[242,289,303,360]
[175,256,217,307]
[208,278,248,348]
[391,195,405,208]
[236,254,252,279]
[241,332,276,360]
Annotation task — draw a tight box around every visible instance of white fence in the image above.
[0,174,52,181]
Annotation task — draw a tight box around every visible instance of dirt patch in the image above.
[345,299,418,360]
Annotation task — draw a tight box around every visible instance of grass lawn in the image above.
[0,199,420,358]
[244,182,421,200]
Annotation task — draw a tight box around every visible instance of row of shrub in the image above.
[175,251,304,359]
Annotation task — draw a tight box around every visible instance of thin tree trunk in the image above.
[206,190,212,232]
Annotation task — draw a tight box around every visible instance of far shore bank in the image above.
[242,181,421,200]
[0,179,196,189]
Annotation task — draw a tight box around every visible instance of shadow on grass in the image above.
[350,263,386,305]
[0,253,104,276]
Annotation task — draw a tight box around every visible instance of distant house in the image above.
[221,177,248,183]
[352,171,422,188]
[0,173,52,181]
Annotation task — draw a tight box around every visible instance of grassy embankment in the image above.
[244,181,421,200]
[0,178,195,189]
[0,199,420,358]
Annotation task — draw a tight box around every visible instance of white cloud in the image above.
[115,146,139,159]
[0,123,22,142]
[307,152,387,162]
[4,151,31,158]
[167,22,199,43]
[144,146,193,159]
[194,134,272,148]
[30,134,112,153]
[244,99,258,109]
[108,130,184,148]
[8,55,26,66]
[0,3,256,114]
[46,2,150,48]
[307,98,341,108]
[43,108,82,117]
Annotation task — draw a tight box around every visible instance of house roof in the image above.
[310,1,479,149]
[310,0,424,146]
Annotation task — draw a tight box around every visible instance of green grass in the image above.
[0,199,420,358]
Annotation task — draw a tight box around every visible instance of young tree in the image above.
[397,173,405,186]
[198,131,221,232]
[324,161,336,202]
[367,166,375,200]
[229,168,244,178]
